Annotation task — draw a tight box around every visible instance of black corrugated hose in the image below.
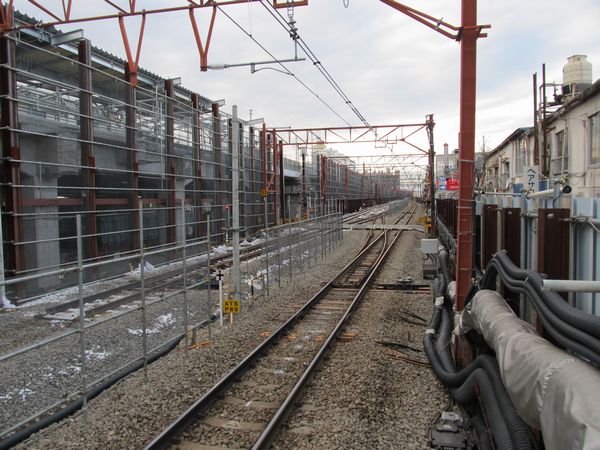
[425,248,537,450]
[473,251,600,366]
[428,306,536,450]
[493,251,600,339]
[471,412,493,450]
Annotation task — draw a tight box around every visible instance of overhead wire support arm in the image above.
[6,0,308,32]
[378,0,489,41]
[1,0,309,80]
[207,57,306,71]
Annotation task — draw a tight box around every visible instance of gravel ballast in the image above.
[7,202,449,449]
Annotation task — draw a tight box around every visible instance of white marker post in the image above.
[217,269,224,326]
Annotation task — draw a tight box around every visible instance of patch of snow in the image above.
[85,345,111,361]
[1,295,15,309]
[0,387,35,402]
[58,365,81,376]
[211,245,232,255]
[127,313,176,336]
[19,285,80,307]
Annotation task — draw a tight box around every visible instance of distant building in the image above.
[482,55,600,197]
[435,143,459,197]
[482,127,533,193]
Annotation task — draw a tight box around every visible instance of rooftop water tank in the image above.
[562,55,593,96]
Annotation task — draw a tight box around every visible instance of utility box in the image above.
[421,238,439,279]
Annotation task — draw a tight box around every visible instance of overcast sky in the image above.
[17,0,600,158]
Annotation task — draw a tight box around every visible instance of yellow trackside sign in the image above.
[223,299,240,314]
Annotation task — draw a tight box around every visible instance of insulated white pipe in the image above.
[525,188,554,199]
[456,290,600,450]
[542,279,600,292]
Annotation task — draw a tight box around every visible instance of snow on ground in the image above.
[9,229,273,312]
[1,295,15,309]
[85,346,112,361]
[0,387,35,402]
[127,313,176,336]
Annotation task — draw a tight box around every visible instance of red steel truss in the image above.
[1,0,307,85]
[273,123,430,153]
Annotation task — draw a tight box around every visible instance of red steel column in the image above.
[278,140,285,223]
[320,156,326,213]
[456,0,478,310]
[212,102,223,239]
[261,124,268,225]
[125,63,140,251]
[0,28,24,276]
[344,166,349,212]
[79,39,99,260]
[361,163,365,205]
[271,129,278,225]
[248,126,256,232]
[165,79,177,245]
[191,94,205,238]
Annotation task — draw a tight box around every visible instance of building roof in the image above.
[486,127,533,161]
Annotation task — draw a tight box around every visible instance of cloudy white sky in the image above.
[16,0,600,158]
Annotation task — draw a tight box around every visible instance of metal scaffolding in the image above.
[0,18,405,298]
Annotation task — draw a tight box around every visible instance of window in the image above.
[553,130,568,175]
[514,138,526,176]
[545,131,553,174]
[591,113,600,165]
[500,160,510,190]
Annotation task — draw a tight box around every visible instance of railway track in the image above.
[343,209,387,225]
[41,225,327,320]
[144,203,417,450]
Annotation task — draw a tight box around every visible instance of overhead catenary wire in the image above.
[259,0,372,129]
[215,4,352,127]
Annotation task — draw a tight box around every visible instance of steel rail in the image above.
[253,205,416,449]
[44,223,325,317]
[144,203,416,449]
